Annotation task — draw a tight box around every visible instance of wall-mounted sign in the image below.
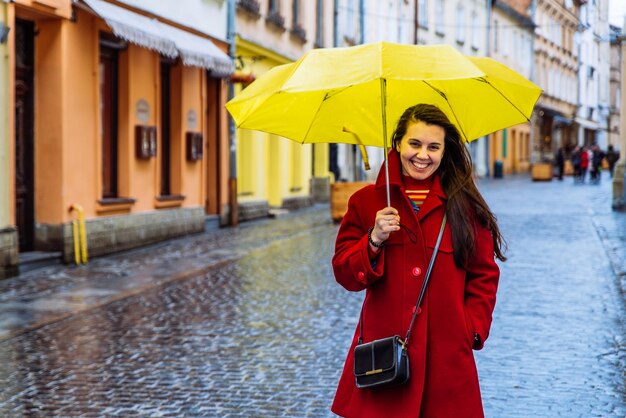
[186,109,198,131]
[136,99,150,124]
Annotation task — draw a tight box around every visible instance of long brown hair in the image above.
[391,103,507,266]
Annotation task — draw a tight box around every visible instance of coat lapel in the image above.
[416,175,446,221]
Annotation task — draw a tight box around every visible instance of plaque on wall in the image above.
[136,99,150,124]
[186,109,198,131]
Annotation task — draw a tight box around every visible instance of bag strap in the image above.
[403,214,446,347]
[357,214,447,346]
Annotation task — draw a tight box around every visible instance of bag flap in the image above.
[354,336,400,377]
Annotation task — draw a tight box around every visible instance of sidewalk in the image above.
[0,204,333,341]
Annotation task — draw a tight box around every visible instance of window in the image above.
[99,41,119,198]
[418,0,428,28]
[346,0,355,39]
[493,19,499,52]
[455,4,465,44]
[315,0,323,47]
[269,0,279,13]
[435,0,444,35]
[502,25,508,57]
[471,11,479,49]
[292,0,300,26]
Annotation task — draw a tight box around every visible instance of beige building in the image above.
[532,0,580,165]
[609,24,621,149]
[490,0,535,175]
[416,0,491,176]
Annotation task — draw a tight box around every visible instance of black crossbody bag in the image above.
[353,215,447,390]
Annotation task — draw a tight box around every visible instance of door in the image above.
[15,19,35,252]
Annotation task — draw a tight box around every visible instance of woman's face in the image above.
[396,121,445,181]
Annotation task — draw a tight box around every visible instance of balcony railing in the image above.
[290,23,307,43]
[266,10,286,30]
[236,0,261,18]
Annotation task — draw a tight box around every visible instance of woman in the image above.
[331,104,505,418]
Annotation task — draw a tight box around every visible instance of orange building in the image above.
[1,0,233,278]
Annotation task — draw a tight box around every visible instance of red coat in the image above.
[331,150,500,418]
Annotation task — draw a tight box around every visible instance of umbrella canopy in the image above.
[226,42,542,148]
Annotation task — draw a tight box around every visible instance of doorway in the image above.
[14,19,35,252]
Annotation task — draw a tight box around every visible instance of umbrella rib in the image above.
[475,77,531,122]
[422,80,469,142]
[300,88,351,143]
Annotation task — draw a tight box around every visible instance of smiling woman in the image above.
[331,103,506,418]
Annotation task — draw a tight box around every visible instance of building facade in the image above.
[531,0,580,164]
[416,0,491,176]
[609,24,622,149]
[357,0,417,183]
[233,0,332,221]
[1,0,234,278]
[490,0,535,175]
[576,0,610,149]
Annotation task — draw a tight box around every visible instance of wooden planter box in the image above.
[531,163,553,181]
[330,182,371,222]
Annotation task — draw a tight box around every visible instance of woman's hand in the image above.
[370,207,400,249]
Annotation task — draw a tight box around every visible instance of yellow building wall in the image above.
[235,38,321,209]
[489,124,531,176]
[313,143,329,177]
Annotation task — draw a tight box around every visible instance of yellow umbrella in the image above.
[226,42,541,203]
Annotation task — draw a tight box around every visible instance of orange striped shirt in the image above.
[402,175,433,212]
[405,189,429,207]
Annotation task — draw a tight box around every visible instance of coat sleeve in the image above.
[332,191,385,292]
[464,223,500,350]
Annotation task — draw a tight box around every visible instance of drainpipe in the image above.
[227,0,238,226]
[334,0,339,47]
[481,0,493,178]
[414,0,419,44]
[529,0,538,165]
[0,2,9,230]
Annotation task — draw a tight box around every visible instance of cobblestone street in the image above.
[0,174,625,417]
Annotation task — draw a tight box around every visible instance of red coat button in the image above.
[412,267,422,276]
[412,307,422,315]
[358,271,366,281]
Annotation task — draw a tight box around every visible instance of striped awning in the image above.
[81,0,234,78]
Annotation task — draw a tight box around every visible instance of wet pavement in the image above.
[0,174,625,417]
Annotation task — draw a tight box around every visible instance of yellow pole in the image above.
[69,204,88,265]
[78,209,87,264]
[72,220,80,265]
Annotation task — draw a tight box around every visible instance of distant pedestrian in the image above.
[331,104,504,418]
[606,145,620,178]
[571,146,582,183]
[580,146,589,183]
[590,144,604,185]
[555,147,565,181]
